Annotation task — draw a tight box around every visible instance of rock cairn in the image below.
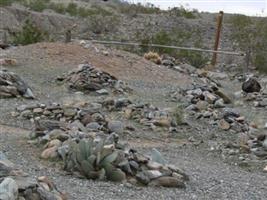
[0,69,34,99]
[15,97,182,135]
[58,64,131,95]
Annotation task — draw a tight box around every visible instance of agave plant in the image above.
[63,138,126,182]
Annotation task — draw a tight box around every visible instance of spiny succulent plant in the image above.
[64,138,126,182]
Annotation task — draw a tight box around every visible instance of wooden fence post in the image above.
[211,11,224,67]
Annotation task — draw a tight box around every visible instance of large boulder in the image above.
[242,77,261,93]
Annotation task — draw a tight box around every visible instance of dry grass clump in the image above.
[144,51,162,65]
[0,59,17,66]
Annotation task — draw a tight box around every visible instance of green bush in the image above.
[26,0,50,12]
[0,0,13,6]
[135,28,207,67]
[89,14,120,34]
[177,50,208,68]
[48,2,66,14]
[12,19,48,45]
[65,2,78,16]
[119,2,161,16]
[229,15,267,73]
[169,6,198,19]
[150,31,174,54]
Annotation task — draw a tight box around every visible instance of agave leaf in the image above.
[106,168,126,182]
[76,149,83,165]
[94,139,105,155]
[81,160,94,176]
[96,151,101,167]
[100,151,118,167]
[102,163,115,174]
[87,171,103,180]
[88,155,96,166]
[79,140,90,159]
[98,168,106,181]
[100,145,114,161]
[151,148,166,165]
[65,160,74,172]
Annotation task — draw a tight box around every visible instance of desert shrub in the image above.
[89,14,120,34]
[90,4,113,16]
[177,50,208,68]
[65,2,78,16]
[78,7,91,17]
[172,104,184,125]
[144,51,161,64]
[150,31,174,54]
[137,29,189,55]
[136,28,207,67]
[12,19,48,45]
[48,2,66,14]
[0,0,13,6]
[176,31,209,68]
[169,6,198,19]
[119,2,161,17]
[229,15,267,73]
[26,0,50,12]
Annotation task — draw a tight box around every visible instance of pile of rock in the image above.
[179,85,257,134]
[184,86,231,110]
[15,101,128,138]
[183,86,231,118]
[102,97,181,130]
[34,128,188,188]
[0,69,34,98]
[243,92,267,108]
[233,132,267,159]
[239,77,267,107]
[17,100,189,188]
[129,104,178,129]
[15,102,79,121]
[58,64,131,95]
[0,152,66,200]
[218,109,249,132]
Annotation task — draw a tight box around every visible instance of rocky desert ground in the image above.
[1,1,267,200]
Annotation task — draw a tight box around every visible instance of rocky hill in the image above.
[0,0,235,50]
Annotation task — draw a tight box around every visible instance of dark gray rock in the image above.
[242,77,261,93]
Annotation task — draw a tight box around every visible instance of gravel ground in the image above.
[0,42,267,200]
[1,125,267,200]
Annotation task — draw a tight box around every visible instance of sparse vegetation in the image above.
[144,51,161,64]
[119,2,162,17]
[229,14,267,73]
[12,19,48,45]
[136,28,208,68]
[26,0,51,12]
[173,104,184,125]
[0,0,13,6]
[89,14,120,34]
[169,6,198,19]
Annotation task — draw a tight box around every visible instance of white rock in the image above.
[0,178,18,200]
